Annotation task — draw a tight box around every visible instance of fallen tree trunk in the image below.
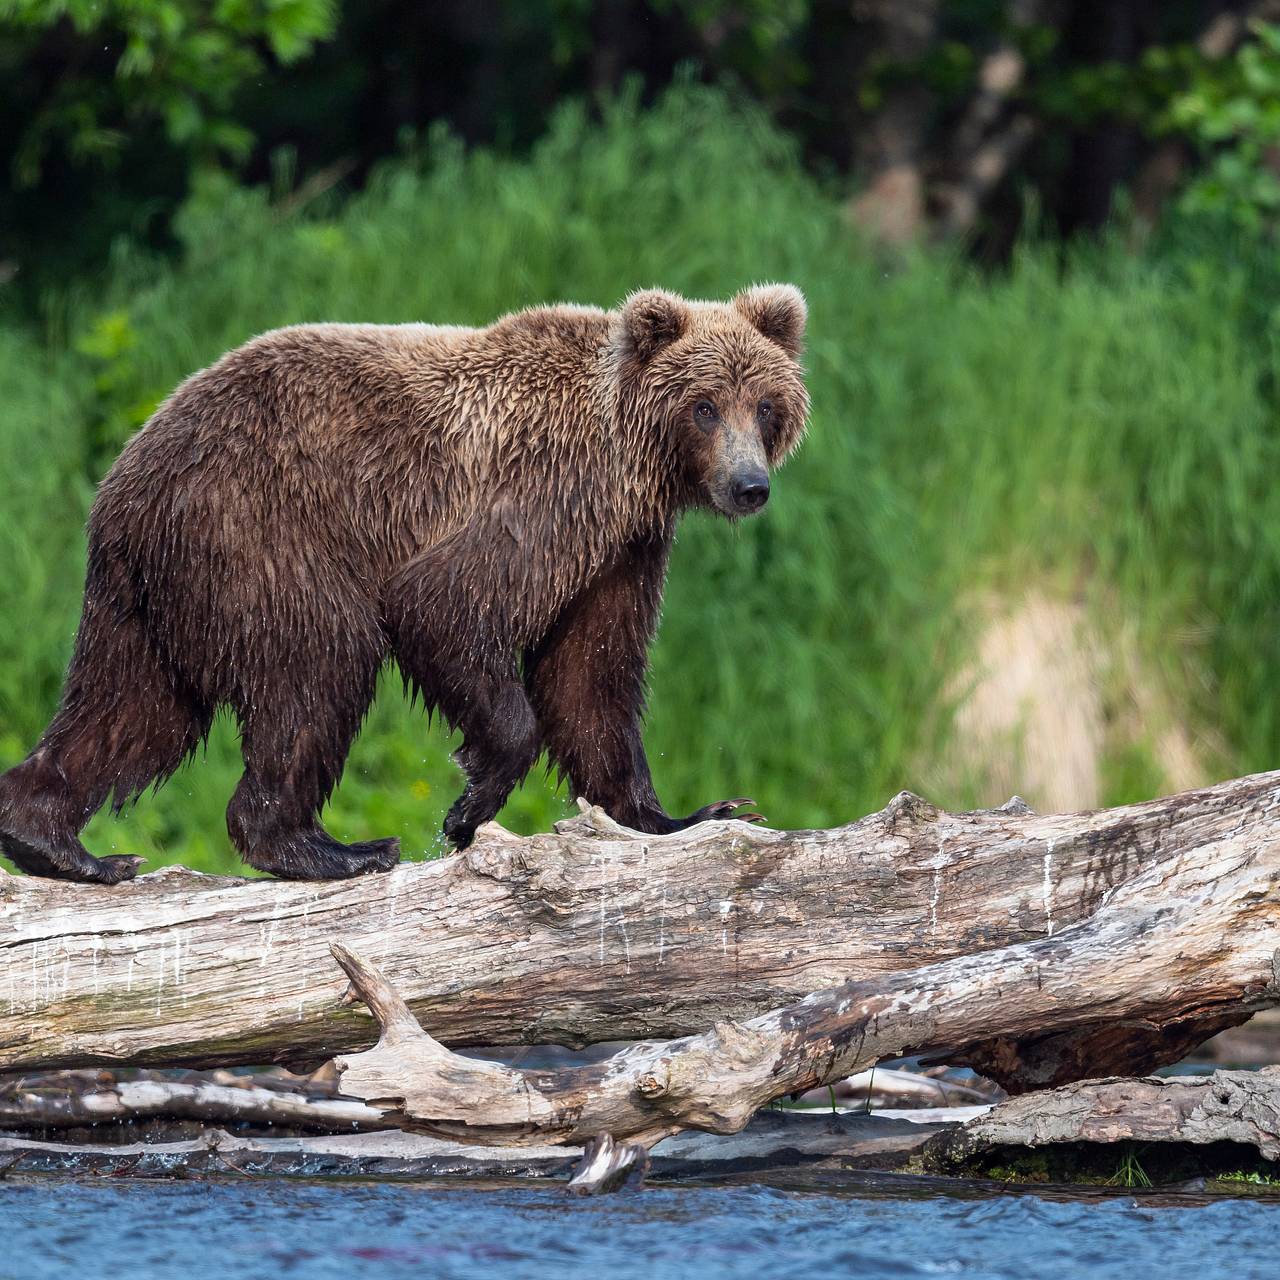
[0,1110,958,1183]
[0,1062,990,1135]
[327,776,1280,1146]
[4,773,1280,1085]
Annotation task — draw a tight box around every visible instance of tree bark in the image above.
[931,0,1053,239]
[4,773,1279,1084]
[847,0,940,243]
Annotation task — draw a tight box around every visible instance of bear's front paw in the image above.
[686,798,766,826]
[443,807,477,851]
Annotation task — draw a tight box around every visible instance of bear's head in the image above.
[611,284,809,518]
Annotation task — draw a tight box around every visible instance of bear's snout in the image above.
[731,468,770,514]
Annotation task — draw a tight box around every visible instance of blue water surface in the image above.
[5,1179,1278,1280]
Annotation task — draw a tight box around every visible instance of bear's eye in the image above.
[757,399,774,422]
[695,400,717,422]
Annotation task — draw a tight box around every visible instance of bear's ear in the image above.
[733,284,807,358]
[616,289,691,364]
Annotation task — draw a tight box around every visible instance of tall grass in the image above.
[1,83,1277,873]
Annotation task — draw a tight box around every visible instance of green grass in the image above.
[1108,1146,1154,1189]
[1217,1169,1280,1186]
[2,82,1279,873]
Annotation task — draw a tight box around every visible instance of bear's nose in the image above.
[731,470,770,513]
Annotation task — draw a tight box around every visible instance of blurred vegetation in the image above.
[1166,18,1280,227]
[4,1,1280,873]
[0,0,337,288]
[8,1,1280,297]
[2,84,1279,872]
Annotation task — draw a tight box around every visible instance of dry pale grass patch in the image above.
[927,590,1213,814]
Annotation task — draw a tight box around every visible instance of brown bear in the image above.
[0,285,809,884]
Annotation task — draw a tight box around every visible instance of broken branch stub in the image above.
[566,1134,650,1196]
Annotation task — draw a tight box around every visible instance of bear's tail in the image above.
[0,559,212,878]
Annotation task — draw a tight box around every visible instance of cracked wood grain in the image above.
[925,1069,1280,1169]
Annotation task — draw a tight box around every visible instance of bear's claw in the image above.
[687,798,767,826]
[96,855,147,883]
[0,821,145,884]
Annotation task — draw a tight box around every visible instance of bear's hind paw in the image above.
[246,833,401,881]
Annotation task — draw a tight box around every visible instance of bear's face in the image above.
[612,285,809,518]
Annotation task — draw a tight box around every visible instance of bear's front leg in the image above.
[385,533,543,851]
[524,530,766,835]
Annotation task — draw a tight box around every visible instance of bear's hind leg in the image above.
[226,666,399,881]
[0,604,211,884]
[440,679,541,850]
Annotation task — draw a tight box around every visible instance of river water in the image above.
[6,1178,1279,1280]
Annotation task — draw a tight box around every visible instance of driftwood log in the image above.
[0,1063,988,1135]
[328,763,1280,1146]
[0,1110,960,1182]
[4,774,1280,1097]
[925,1068,1280,1173]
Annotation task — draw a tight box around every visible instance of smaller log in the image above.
[0,1128,578,1181]
[0,1066,388,1133]
[331,937,1003,1150]
[926,1068,1280,1172]
[0,1109,957,1182]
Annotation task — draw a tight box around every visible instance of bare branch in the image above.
[0,1067,388,1132]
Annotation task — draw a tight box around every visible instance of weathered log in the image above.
[4,774,1280,1084]
[328,778,1280,1145]
[0,1109,959,1182]
[0,1061,988,1137]
[925,1068,1280,1172]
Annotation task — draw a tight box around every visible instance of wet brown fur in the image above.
[0,285,808,883]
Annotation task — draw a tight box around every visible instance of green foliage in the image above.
[2,0,337,187]
[1033,19,1280,230]
[0,0,338,292]
[0,325,94,763]
[1162,21,1280,229]
[659,0,809,90]
[1,85,1279,873]
[11,0,1280,307]
[1218,1169,1280,1187]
